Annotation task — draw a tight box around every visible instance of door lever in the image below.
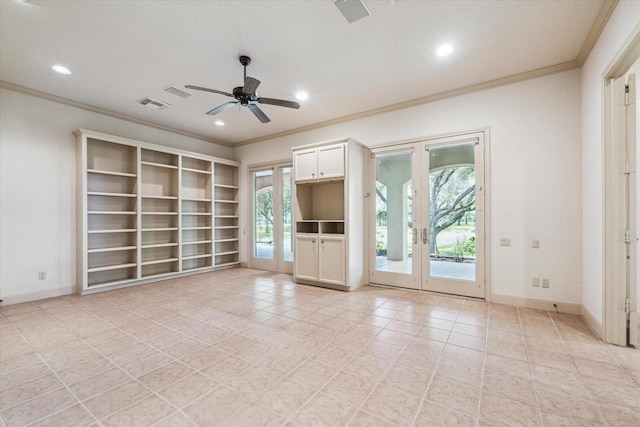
[422,228,428,244]
[413,228,418,244]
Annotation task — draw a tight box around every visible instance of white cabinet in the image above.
[295,235,345,286]
[292,138,366,291]
[317,144,345,180]
[294,235,318,281]
[293,148,318,181]
[318,236,345,285]
[76,129,240,294]
[293,143,344,182]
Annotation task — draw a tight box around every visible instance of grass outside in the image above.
[376,223,476,259]
[436,224,475,257]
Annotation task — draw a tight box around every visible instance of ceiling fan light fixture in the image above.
[296,91,308,101]
[214,120,225,126]
[436,44,454,57]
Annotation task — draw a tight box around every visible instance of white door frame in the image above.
[368,144,421,290]
[368,128,492,300]
[420,133,486,299]
[603,28,640,346]
[248,161,294,274]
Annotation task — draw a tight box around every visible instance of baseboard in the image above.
[581,304,604,339]
[0,285,76,306]
[490,293,582,314]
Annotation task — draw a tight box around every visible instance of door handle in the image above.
[413,228,418,244]
[422,228,428,244]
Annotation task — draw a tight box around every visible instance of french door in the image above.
[369,132,486,298]
[249,163,294,274]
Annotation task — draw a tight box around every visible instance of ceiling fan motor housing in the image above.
[232,87,256,104]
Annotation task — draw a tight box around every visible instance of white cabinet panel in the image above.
[295,235,318,280]
[317,144,344,180]
[319,237,345,285]
[293,148,318,181]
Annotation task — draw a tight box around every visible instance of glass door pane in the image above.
[253,168,274,260]
[369,149,419,289]
[427,143,476,281]
[281,166,294,262]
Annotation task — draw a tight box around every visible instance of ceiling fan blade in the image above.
[247,103,271,123]
[242,77,261,95]
[185,85,234,98]
[206,102,238,115]
[257,97,300,109]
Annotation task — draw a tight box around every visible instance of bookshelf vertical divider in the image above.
[76,129,240,294]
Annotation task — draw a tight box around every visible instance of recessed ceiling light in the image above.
[52,65,71,75]
[296,91,308,101]
[214,120,225,126]
[436,44,454,57]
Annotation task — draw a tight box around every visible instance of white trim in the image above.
[602,24,640,346]
[236,63,579,147]
[582,304,604,339]
[0,285,76,306]
[0,81,230,147]
[491,293,582,315]
[74,129,239,166]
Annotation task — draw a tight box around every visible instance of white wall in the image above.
[236,69,584,306]
[0,88,232,304]
[581,1,640,326]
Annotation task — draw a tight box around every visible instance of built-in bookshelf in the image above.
[213,163,240,267]
[76,129,240,293]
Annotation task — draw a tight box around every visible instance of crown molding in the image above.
[235,60,580,147]
[0,80,231,148]
[576,0,619,66]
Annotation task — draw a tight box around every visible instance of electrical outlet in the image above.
[532,277,540,287]
[38,271,46,280]
[532,239,540,249]
[542,279,550,288]
[500,238,511,247]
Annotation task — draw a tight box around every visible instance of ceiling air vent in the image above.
[139,98,170,110]
[164,86,192,98]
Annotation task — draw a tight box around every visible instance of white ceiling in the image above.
[0,0,606,146]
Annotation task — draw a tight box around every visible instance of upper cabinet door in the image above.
[317,144,344,180]
[293,148,318,182]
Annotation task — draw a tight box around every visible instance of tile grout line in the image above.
[518,306,545,427]
[545,309,609,427]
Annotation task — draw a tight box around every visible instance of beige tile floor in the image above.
[1,268,639,426]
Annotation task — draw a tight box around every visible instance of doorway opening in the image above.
[249,162,293,274]
[603,27,639,347]
[370,130,489,299]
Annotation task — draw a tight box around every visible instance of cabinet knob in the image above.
[320,172,324,177]
[312,173,315,178]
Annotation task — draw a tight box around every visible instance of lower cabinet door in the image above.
[294,235,318,280]
[318,236,345,285]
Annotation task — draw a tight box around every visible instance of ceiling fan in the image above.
[186,56,300,123]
